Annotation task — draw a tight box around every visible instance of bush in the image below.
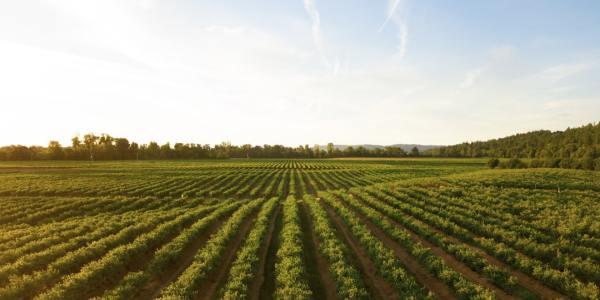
[529,159,543,168]
[559,158,574,169]
[502,158,527,169]
[580,158,595,170]
[487,158,500,169]
[544,158,561,168]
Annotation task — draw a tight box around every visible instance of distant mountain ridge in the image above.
[321,144,443,152]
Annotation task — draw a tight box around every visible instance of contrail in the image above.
[378,0,401,32]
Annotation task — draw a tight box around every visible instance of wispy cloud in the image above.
[3,1,599,146]
[395,22,408,58]
[488,45,514,61]
[460,68,483,89]
[378,0,401,32]
[303,0,325,59]
[459,45,514,89]
[536,62,596,82]
[379,0,408,59]
[302,0,348,75]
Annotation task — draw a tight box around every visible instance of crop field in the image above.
[0,159,599,300]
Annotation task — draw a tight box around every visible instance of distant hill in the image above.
[322,144,443,152]
[427,122,600,160]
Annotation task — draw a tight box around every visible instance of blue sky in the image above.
[1,0,599,146]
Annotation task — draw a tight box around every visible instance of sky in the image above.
[1,0,599,147]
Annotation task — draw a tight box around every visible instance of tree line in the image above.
[427,122,600,170]
[0,134,418,161]
[2,122,597,170]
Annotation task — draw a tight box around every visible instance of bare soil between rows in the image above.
[320,199,399,300]
[339,197,457,300]
[259,200,283,300]
[383,190,566,300]
[298,199,338,300]
[248,203,281,300]
[139,217,229,299]
[196,210,259,300]
[349,193,516,300]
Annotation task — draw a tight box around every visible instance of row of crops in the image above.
[0,160,598,299]
[0,169,450,198]
[0,160,484,198]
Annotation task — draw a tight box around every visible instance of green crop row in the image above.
[353,187,521,295]
[303,195,368,299]
[273,195,313,299]
[36,203,226,300]
[221,197,279,299]
[319,191,430,299]
[369,186,599,300]
[157,198,264,299]
[99,200,244,299]
[332,190,496,299]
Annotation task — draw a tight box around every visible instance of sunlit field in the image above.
[0,159,598,299]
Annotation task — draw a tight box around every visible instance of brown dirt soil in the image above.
[138,217,228,299]
[349,194,516,300]
[300,173,317,195]
[32,226,157,299]
[195,210,259,300]
[341,200,458,300]
[248,204,281,300]
[298,200,338,300]
[320,200,399,300]
[449,233,565,300]
[258,202,283,300]
[385,193,566,299]
[80,209,218,300]
[254,172,278,197]
[309,173,327,191]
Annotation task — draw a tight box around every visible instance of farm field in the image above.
[0,159,599,300]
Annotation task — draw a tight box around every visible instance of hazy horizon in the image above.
[1,121,596,148]
[1,1,599,146]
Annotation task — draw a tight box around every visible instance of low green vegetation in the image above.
[0,159,598,299]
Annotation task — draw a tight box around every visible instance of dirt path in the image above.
[320,201,399,300]
[259,205,283,300]
[350,195,516,300]
[248,204,281,300]
[137,217,228,299]
[298,200,338,300]
[341,200,458,300]
[196,211,259,300]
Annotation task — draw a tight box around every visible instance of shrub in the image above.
[559,158,574,169]
[580,158,595,170]
[502,158,527,169]
[487,158,500,169]
[529,159,543,168]
[544,158,561,168]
